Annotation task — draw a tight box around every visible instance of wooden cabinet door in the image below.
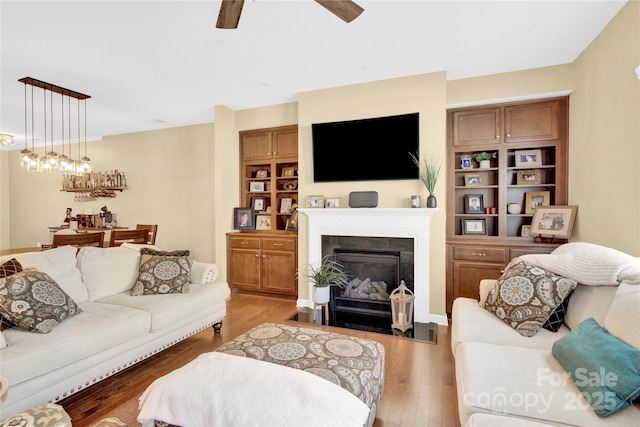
[504,101,559,143]
[273,129,298,159]
[451,108,501,146]
[261,250,297,295]
[229,249,261,290]
[241,132,272,161]
[453,261,504,301]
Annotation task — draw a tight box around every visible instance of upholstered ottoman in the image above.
[138,323,385,427]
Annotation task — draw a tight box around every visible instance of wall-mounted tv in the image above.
[312,112,419,183]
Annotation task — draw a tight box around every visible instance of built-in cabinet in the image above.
[226,233,297,296]
[227,125,299,297]
[240,125,298,231]
[446,97,569,312]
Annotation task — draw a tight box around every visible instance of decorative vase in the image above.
[508,203,522,214]
[313,286,330,304]
[426,194,437,208]
[479,160,491,169]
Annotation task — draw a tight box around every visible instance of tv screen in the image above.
[312,112,419,182]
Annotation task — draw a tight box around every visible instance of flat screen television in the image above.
[312,112,419,182]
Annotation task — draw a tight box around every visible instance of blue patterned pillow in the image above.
[0,269,81,333]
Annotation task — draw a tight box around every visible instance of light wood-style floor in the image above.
[60,292,459,426]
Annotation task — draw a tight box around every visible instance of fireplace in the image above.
[299,207,446,326]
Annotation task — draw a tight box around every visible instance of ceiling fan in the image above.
[216,0,364,29]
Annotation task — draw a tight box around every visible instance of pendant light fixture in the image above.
[20,83,31,168]
[25,83,39,172]
[80,99,91,173]
[57,94,69,171]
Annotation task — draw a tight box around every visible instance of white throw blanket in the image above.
[519,242,640,285]
[138,352,370,427]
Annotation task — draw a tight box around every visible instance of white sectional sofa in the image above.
[451,242,640,427]
[0,244,230,419]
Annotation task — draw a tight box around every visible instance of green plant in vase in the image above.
[410,151,442,208]
[297,254,349,304]
[474,152,496,168]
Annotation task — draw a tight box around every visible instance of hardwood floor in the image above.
[60,292,459,426]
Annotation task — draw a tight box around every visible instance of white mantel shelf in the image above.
[299,207,446,325]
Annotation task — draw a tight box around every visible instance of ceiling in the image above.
[0,0,627,149]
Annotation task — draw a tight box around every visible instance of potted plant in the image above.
[474,152,496,169]
[410,152,442,208]
[298,254,349,304]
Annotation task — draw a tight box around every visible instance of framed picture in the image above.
[524,191,551,214]
[460,155,472,169]
[530,206,578,240]
[255,169,269,178]
[521,225,531,237]
[256,214,271,230]
[464,194,484,214]
[306,195,324,208]
[283,181,297,191]
[515,149,543,168]
[280,197,293,214]
[325,198,340,208]
[233,207,255,231]
[462,218,486,235]
[464,173,483,186]
[251,196,266,212]
[249,181,265,192]
[286,208,299,231]
[281,167,296,177]
[516,169,541,185]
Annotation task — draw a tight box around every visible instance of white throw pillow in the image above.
[191,261,219,284]
[0,330,7,349]
[604,280,640,349]
[8,246,88,303]
[77,246,142,301]
[564,284,618,330]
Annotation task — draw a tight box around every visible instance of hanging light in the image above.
[44,90,59,169]
[57,94,69,171]
[19,82,31,168]
[0,134,14,146]
[80,99,91,172]
[25,83,39,172]
[40,87,52,173]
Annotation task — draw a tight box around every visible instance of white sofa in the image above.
[0,244,230,419]
[451,242,640,427]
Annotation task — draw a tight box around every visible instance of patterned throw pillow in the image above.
[0,269,82,334]
[0,258,23,331]
[484,258,577,337]
[130,248,191,296]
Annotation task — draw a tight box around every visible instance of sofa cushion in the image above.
[99,281,229,332]
[484,259,577,337]
[455,341,640,427]
[0,246,88,304]
[0,258,23,331]
[552,317,640,417]
[190,261,219,284]
[0,270,81,334]
[604,281,640,349]
[0,301,150,385]
[130,248,191,296]
[564,284,618,331]
[0,330,6,349]
[77,246,141,301]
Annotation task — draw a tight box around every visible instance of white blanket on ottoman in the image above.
[137,352,370,427]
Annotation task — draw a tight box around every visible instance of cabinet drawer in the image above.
[229,238,261,249]
[510,247,555,260]
[453,246,506,262]
[263,239,296,251]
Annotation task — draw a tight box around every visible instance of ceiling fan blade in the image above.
[315,0,364,23]
[216,0,244,29]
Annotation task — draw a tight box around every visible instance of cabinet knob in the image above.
[240,241,249,245]
[507,133,511,137]
[496,135,500,138]
[471,252,486,257]
[262,255,266,258]
[255,254,259,257]
[272,243,283,247]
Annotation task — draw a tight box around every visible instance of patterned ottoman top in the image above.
[216,323,385,411]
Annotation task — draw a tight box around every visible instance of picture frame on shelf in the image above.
[280,197,293,214]
[516,169,541,185]
[464,173,483,186]
[249,181,265,192]
[256,214,271,230]
[251,196,266,212]
[464,194,484,214]
[233,207,255,231]
[281,167,296,177]
[521,225,531,237]
[306,195,324,208]
[255,169,269,178]
[325,198,340,208]
[282,181,297,191]
[462,218,486,235]
[286,208,299,231]
[530,206,578,240]
[460,155,472,169]
[524,191,551,214]
[515,149,543,168]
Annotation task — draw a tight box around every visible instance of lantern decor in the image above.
[390,280,414,332]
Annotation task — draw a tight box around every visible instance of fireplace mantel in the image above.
[299,208,445,325]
